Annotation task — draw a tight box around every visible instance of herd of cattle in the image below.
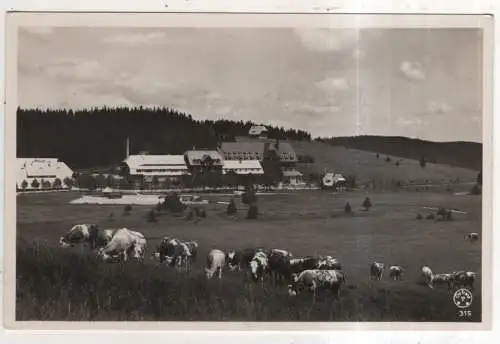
[59,224,479,299]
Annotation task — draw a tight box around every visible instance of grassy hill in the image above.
[317,136,482,171]
[292,140,479,189]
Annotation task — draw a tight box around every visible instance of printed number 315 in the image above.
[459,310,472,317]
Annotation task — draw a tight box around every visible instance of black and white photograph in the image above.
[3,13,492,327]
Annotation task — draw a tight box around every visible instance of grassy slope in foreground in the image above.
[291,140,479,186]
[16,241,481,322]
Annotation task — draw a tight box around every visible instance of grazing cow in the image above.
[127,230,147,261]
[97,228,146,262]
[421,265,434,285]
[267,251,293,283]
[288,257,319,275]
[316,256,342,270]
[267,248,293,258]
[205,249,226,280]
[453,271,476,290]
[59,224,105,250]
[288,269,346,301]
[388,265,405,281]
[421,265,455,290]
[249,251,269,285]
[465,233,479,241]
[183,240,199,263]
[154,237,195,272]
[430,273,456,290]
[369,261,385,280]
[226,247,266,271]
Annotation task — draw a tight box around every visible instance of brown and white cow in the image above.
[226,247,266,272]
[59,224,115,250]
[96,228,146,262]
[316,255,342,270]
[205,249,226,280]
[288,269,346,301]
[453,271,477,290]
[369,261,385,280]
[154,237,195,272]
[249,251,269,286]
[388,265,405,281]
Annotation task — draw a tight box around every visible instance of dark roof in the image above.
[220,140,298,162]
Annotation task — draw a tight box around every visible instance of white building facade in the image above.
[222,160,264,175]
[17,158,74,190]
[122,154,190,182]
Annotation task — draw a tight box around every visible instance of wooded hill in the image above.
[316,136,482,171]
[17,107,311,169]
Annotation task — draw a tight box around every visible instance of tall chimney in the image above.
[125,137,130,158]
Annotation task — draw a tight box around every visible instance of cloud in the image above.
[400,61,426,80]
[315,76,349,93]
[427,101,453,114]
[103,32,166,45]
[44,59,109,82]
[295,28,359,52]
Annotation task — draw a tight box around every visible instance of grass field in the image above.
[291,140,479,187]
[16,190,482,321]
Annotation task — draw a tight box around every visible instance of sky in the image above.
[18,27,483,142]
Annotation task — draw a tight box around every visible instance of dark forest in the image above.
[17,106,311,169]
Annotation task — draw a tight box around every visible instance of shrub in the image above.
[470,183,481,195]
[242,188,257,206]
[419,155,426,168]
[164,192,186,213]
[21,180,28,190]
[247,204,258,219]
[426,214,435,220]
[362,197,372,211]
[416,213,423,220]
[386,156,391,162]
[124,204,132,216]
[344,202,352,214]
[53,178,62,189]
[146,209,158,223]
[30,179,40,189]
[227,198,237,215]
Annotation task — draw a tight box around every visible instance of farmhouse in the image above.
[322,172,347,190]
[282,169,305,186]
[17,158,74,190]
[248,125,268,139]
[121,154,190,183]
[219,139,298,164]
[222,160,264,175]
[184,150,224,173]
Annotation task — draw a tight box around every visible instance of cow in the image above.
[421,265,434,285]
[465,233,479,241]
[59,224,111,250]
[267,251,292,284]
[267,248,293,258]
[183,240,199,263]
[205,249,226,280]
[288,257,319,275]
[249,251,269,286]
[453,271,476,290]
[154,237,193,272]
[288,269,346,303]
[97,228,146,262]
[316,255,342,270]
[369,261,385,280]
[388,265,405,281]
[127,230,147,261]
[430,273,456,291]
[226,247,266,272]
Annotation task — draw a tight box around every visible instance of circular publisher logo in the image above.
[453,288,473,309]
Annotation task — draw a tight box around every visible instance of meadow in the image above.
[15,189,482,321]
